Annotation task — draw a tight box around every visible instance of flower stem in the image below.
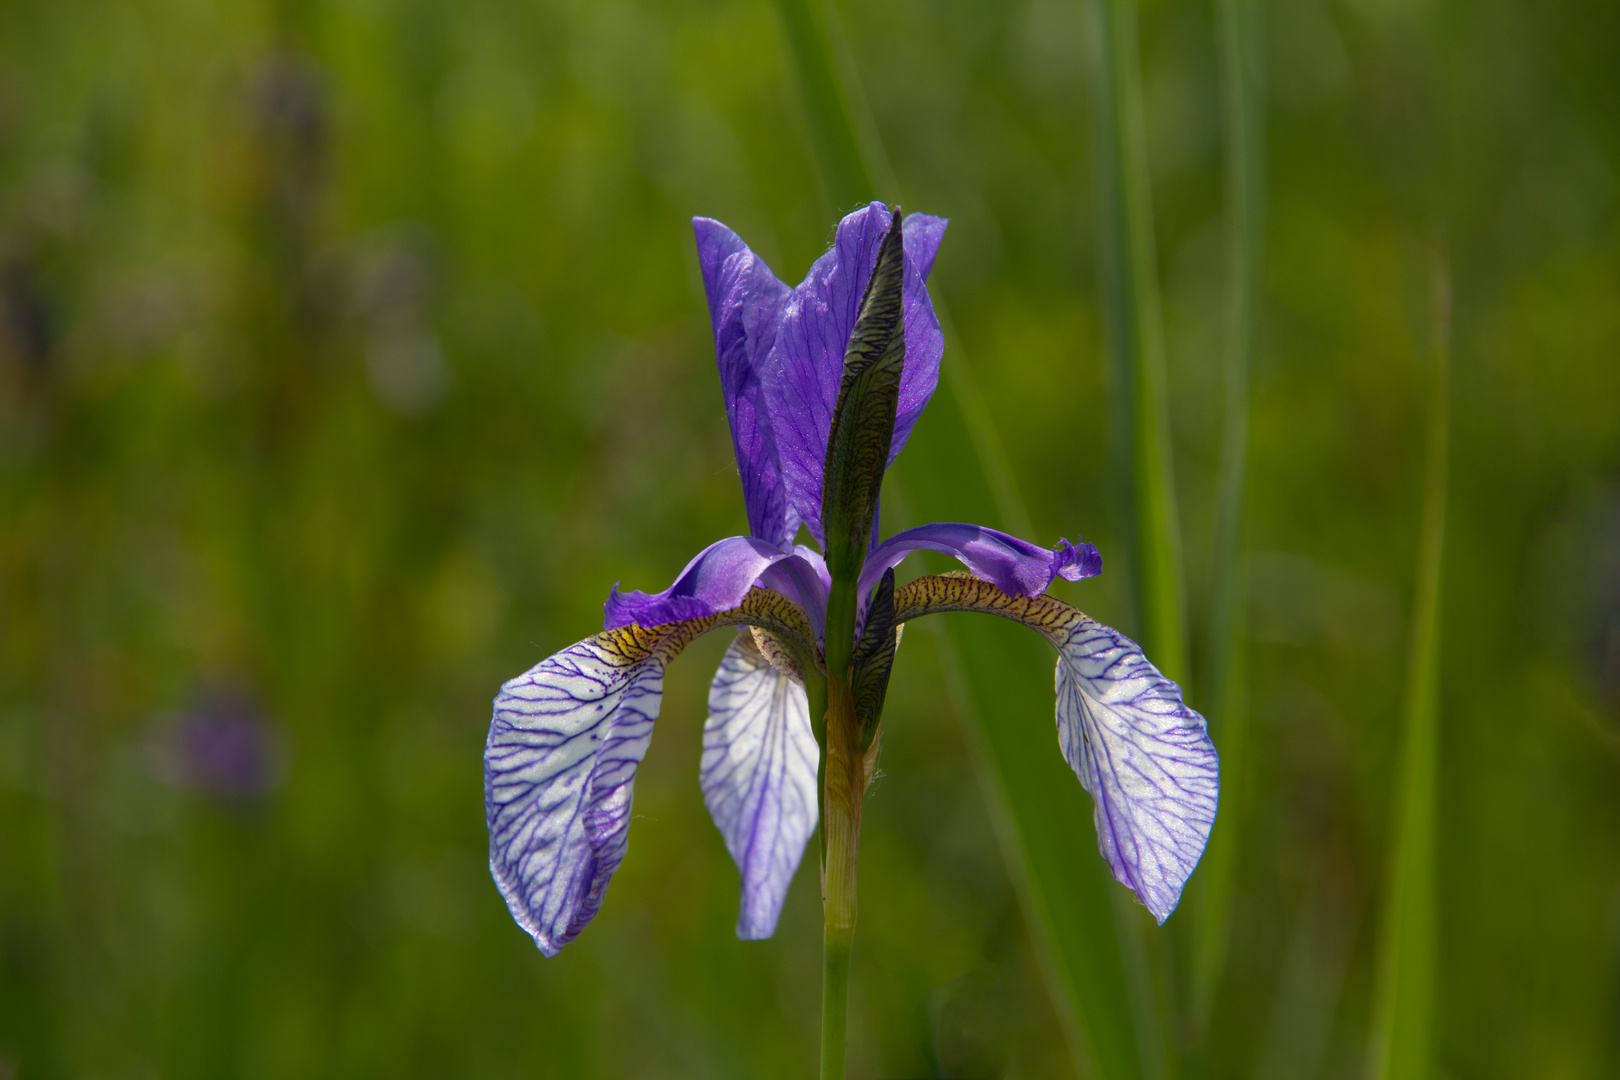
[820,927,852,1080]
[819,676,862,1080]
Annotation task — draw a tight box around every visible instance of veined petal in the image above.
[488,588,822,955]
[702,632,820,940]
[694,218,794,546]
[894,214,948,460]
[486,623,697,955]
[1054,617,1217,923]
[762,203,947,545]
[894,574,1218,922]
[604,536,793,630]
[859,523,1101,606]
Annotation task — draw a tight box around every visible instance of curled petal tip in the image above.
[1055,539,1103,582]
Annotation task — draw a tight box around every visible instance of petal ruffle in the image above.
[858,522,1101,605]
[701,632,820,939]
[604,536,794,630]
[693,218,794,546]
[762,203,947,545]
[485,624,692,955]
[892,574,1217,922]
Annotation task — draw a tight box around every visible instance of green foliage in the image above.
[1368,247,1449,1080]
[0,0,1617,1078]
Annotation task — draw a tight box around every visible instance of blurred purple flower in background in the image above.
[153,690,283,801]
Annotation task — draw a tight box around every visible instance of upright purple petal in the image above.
[1053,617,1218,923]
[893,214,948,462]
[694,219,794,545]
[761,203,947,545]
[858,522,1100,606]
[604,536,794,630]
[485,627,683,955]
[701,632,820,939]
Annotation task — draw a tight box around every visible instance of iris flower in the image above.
[484,204,1218,974]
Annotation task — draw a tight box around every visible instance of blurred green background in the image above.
[2,0,1617,1076]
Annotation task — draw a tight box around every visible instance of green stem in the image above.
[808,668,830,861]
[820,925,853,1080]
[819,675,862,1080]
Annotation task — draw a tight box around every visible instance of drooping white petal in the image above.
[701,631,820,939]
[484,627,682,956]
[892,573,1219,922]
[1053,616,1219,923]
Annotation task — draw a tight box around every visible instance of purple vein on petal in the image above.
[485,628,678,955]
[694,218,794,546]
[701,632,820,940]
[890,574,1216,923]
[1052,615,1218,923]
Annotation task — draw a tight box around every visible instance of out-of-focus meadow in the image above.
[1,0,1617,1076]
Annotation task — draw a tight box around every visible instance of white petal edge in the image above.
[1053,616,1219,923]
[701,632,820,939]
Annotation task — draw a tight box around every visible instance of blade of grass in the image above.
[1367,240,1450,1080]
[1089,1,1188,1074]
[1189,0,1263,1038]
[769,3,1149,1076]
[771,0,896,210]
[1090,0,1188,688]
[889,427,1144,1080]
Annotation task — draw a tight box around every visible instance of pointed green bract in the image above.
[851,568,898,749]
[821,209,905,680]
[821,209,906,582]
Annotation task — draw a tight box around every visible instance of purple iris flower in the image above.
[485,203,1218,956]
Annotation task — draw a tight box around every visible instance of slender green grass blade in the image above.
[771,0,897,208]
[1089,1,1188,1073]
[1090,0,1189,689]
[889,425,1145,1080]
[769,3,1150,1076]
[1367,242,1450,1080]
[1189,0,1264,1037]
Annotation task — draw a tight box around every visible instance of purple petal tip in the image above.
[1055,539,1103,582]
